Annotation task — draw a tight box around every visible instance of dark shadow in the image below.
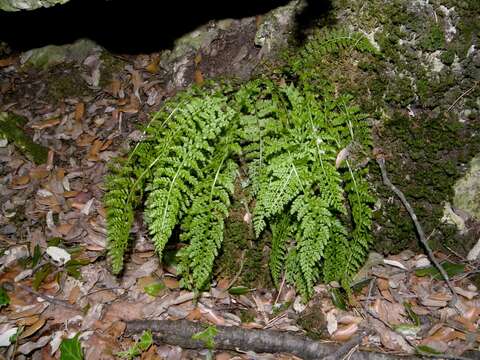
[293,0,335,43]
[0,0,289,54]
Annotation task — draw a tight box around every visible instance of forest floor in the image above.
[0,13,480,360]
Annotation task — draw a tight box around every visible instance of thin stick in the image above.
[224,250,246,291]
[447,81,478,112]
[376,158,459,310]
[17,284,80,310]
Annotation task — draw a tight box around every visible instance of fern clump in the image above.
[105,30,377,299]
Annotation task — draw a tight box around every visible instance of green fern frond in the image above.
[177,155,238,290]
[145,95,236,259]
[104,163,137,274]
[269,214,292,287]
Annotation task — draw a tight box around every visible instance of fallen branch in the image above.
[126,319,420,360]
[376,157,459,310]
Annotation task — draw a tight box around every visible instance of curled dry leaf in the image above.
[331,323,358,341]
[19,317,46,339]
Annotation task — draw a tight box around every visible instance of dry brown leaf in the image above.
[421,298,448,307]
[9,303,49,320]
[56,223,73,236]
[454,287,478,300]
[11,175,31,187]
[119,94,140,114]
[0,57,15,67]
[19,317,46,339]
[145,61,159,74]
[76,134,97,147]
[31,118,60,130]
[16,315,40,326]
[106,79,121,97]
[68,286,81,305]
[106,321,126,338]
[164,277,180,289]
[64,191,79,198]
[30,167,50,179]
[426,327,463,342]
[17,335,51,356]
[453,315,477,332]
[331,323,358,341]
[100,139,112,151]
[215,352,234,360]
[130,69,144,99]
[377,278,389,291]
[186,308,202,321]
[141,345,162,360]
[88,139,104,161]
[380,288,395,303]
[75,102,85,122]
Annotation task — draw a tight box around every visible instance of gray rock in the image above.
[0,0,69,11]
[452,154,480,221]
[20,39,102,69]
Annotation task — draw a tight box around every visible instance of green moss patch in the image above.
[0,112,48,164]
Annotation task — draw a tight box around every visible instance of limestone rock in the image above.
[20,39,101,69]
[0,0,69,11]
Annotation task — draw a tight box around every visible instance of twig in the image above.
[225,250,246,291]
[273,273,286,306]
[16,284,80,310]
[78,286,125,302]
[447,81,478,112]
[376,157,460,310]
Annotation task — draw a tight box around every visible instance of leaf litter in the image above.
[0,25,479,360]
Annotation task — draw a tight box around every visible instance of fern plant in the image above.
[105,30,377,299]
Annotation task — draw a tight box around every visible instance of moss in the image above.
[239,309,256,323]
[0,112,48,164]
[419,23,445,52]
[99,53,126,88]
[45,65,91,102]
[440,49,455,66]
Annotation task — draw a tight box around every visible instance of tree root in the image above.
[126,319,420,360]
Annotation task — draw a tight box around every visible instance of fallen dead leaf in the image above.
[30,167,50,180]
[17,335,50,355]
[19,317,46,339]
[75,102,85,122]
[11,175,31,187]
[68,285,81,304]
[16,315,40,326]
[31,118,60,130]
[0,57,16,67]
[215,352,234,360]
[56,223,73,236]
[76,134,97,147]
[186,307,202,321]
[331,323,358,341]
[88,139,104,161]
[164,277,180,289]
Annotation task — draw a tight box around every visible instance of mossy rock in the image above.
[0,112,48,164]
